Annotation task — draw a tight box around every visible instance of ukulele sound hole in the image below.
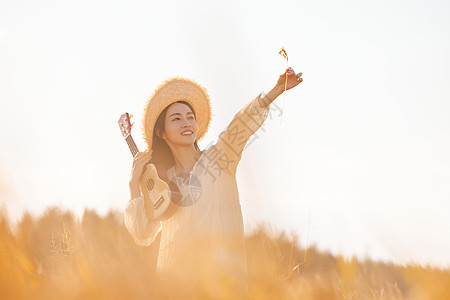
[146,178,155,190]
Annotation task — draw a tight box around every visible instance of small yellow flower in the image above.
[278,46,288,62]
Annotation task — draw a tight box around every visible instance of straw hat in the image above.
[142,76,212,150]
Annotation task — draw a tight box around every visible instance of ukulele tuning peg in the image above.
[130,114,134,118]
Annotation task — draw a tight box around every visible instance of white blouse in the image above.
[124,92,270,292]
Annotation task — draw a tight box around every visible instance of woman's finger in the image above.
[133,153,149,163]
[137,154,151,162]
[135,150,151,157]
[138,152,152,162]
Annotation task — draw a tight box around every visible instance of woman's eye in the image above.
[172,116,194,121]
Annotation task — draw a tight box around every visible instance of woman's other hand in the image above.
[129,149,153,186]
[276,67,303,92]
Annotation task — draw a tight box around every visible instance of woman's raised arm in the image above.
[204,67,303,177]
[260,67,303,107]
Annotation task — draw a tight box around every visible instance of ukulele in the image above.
[118,113,178,221]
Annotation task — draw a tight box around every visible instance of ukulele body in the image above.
[139,163,178,221]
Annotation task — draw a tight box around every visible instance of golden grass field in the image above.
[1,206,449,300]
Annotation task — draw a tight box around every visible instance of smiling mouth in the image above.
[181,130,193,136]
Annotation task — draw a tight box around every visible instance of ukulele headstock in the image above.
[118,113,134,138]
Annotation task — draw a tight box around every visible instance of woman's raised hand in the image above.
[129,149,153,185]
[276,67,303,92]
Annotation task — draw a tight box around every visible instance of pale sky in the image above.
[1,0,449,268]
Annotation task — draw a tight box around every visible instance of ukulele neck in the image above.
[125,135,139,158]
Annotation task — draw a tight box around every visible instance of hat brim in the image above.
[142,76,212,150]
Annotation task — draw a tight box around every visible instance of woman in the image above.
[124,68,303,296]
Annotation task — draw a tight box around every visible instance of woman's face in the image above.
[160,102,198,147]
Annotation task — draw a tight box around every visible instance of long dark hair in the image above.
[150,101,200,171]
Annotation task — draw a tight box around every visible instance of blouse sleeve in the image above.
[212,92,271,176]
[124,195,162,246]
